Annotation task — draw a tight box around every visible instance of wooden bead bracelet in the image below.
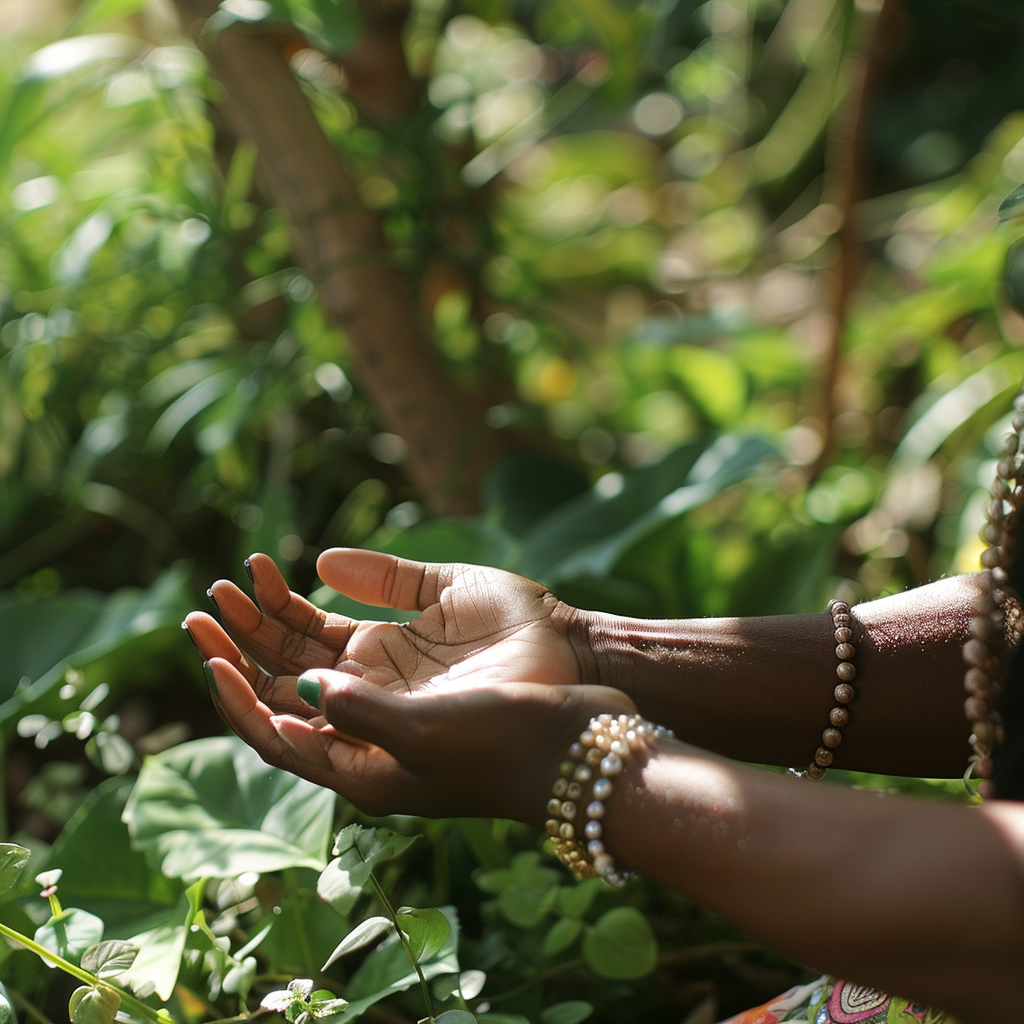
[792,599,857,781]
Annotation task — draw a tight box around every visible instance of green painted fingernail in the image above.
[296,674,322,708]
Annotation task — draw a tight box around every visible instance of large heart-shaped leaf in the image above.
[123,735,335,879]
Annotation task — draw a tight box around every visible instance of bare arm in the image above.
[594,739,1024,1024]
[189,552,979,777]
[559,575,977,776]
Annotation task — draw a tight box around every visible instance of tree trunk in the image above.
[172,0,506,514]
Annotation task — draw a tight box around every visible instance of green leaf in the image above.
[69,984,120,1024]
[541,916,582,958]
[35,908,105,968]
[80,939,138,977]
[65,0,149,34]
[518,435,775,583]
[322,916,393,970]
[123,735,335,879]
[581,907,657,980]
[0,981,13,1024]
[554,879,602,918]
[46,776,182,934]
[670,345,747,425]
[331,907,461,1022]
[541,1003,593,1024]
[395,907,450,962]
[0,844,31,897]
[477,1015,530,1024]
[435,1012,477,1024]
[318,827,416,914]
[0,566,193,731]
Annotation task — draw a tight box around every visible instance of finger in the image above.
[246,553,359,650]
[299,668,414,755]
[317,548,453,613]
[212,574,353,674]
[189,606,314,718]
[208,658,334,785]
[185,611,256,684]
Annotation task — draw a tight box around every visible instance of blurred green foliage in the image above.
[3,0,1024,1020]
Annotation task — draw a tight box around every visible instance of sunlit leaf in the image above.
[81,940,139,977]
[0,845,31,897]
[123,735,335,879]
[35,908,105,968]
[322,916,393,970]
[395,907,450,962]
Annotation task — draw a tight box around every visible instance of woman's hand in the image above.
[206,655,634,824]
[185,548,585,720]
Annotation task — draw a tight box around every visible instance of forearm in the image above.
[598,742,1024,1022]
[558,575,978,776]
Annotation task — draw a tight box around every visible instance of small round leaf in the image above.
[581,907,657,980]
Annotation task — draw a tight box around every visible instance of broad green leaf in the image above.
[671,345,747,425]
[0,566,193,730]
[0,844,31,897]
[123,735,335,879]
[322,916,393,970]
[581,907,657,980]
[318,827,416,915]
[46,776,182,935]
[330,907,461,1022]
[541,1002,593,1024]
[81,940,138,977]
[497,882,558,929]
[518,435,775,582]
[541,916,582,958]
[553,879,602,918]
[396,907,450,961]
[69,984,120,1024]
[476,852,560,929]
[435,1012,477,1024]
[35,908,105,968]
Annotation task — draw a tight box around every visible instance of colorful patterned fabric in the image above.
[716,977,960,1024]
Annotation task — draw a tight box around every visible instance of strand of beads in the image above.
[967,421,1024,798]
[792,599,857,780]
[546,713,673,885]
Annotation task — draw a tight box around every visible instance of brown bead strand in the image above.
[967,418,1024,800]
[795,600,857,781]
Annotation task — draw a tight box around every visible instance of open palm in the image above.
[185,548,584,717]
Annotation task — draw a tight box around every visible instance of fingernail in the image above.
[203,661,219,696]
[182,621,201,654]
[206,588,222,620]
[244,558,254,583]
[296,673,322,709]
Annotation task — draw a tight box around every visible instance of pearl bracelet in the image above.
[545,712,673,885]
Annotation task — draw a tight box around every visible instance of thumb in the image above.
[296,669,409,753]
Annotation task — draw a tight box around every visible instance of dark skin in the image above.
[186,550,1024,1022]
[187,549,973,775]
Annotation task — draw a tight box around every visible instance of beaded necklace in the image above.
[967,396,1024,799]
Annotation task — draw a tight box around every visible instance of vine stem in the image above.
[0,922,173,1024]
[368,874,436,1023]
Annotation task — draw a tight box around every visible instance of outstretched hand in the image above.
[185,548,585,720]
[206,655,634,822]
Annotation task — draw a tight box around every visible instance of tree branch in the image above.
[172,0,506,513]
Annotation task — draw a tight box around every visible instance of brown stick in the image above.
[811,0,904,478]
[172,0,505,513]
